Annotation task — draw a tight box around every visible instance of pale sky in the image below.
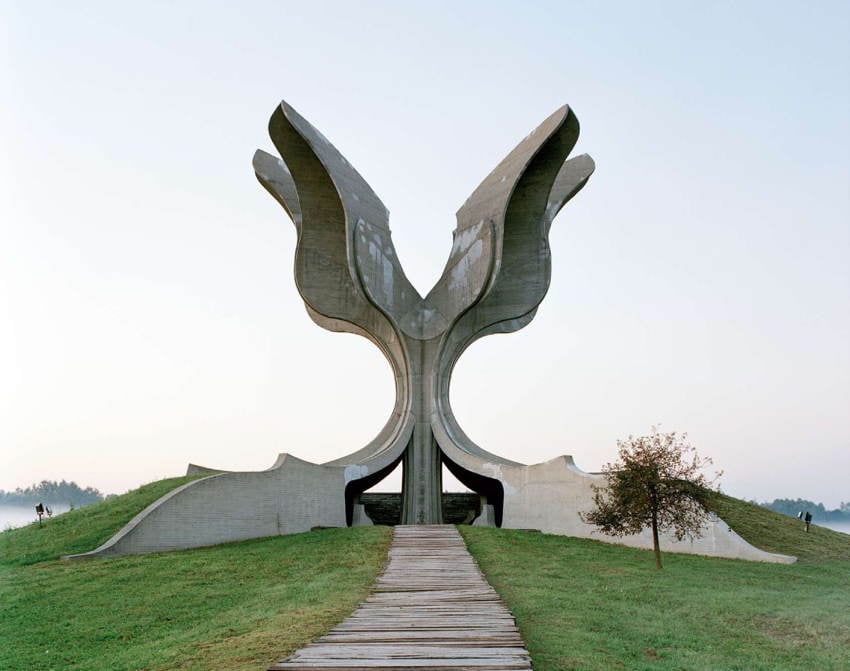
[2,1,848,507]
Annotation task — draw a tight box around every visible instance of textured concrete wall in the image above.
[435,443,796,564]
[65,455,348,559]
[67,449,794,563]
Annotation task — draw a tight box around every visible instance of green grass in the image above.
[0,476,205,566]
[460,496,850,671]
[0,527,392,671]
[3,479,848,670]
[707,492,850,562]
[0,476,393,670]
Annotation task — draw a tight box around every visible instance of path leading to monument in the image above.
[268,525,533,670]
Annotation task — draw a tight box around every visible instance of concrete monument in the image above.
[251,101,594,526]
[67,102,794,563]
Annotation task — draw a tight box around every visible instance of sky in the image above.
[1,1,848,508]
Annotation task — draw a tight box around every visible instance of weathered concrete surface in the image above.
[67,449,794,563]
[63,456,342,559]
[68,101,794,564]
[453,454,795,563]
[253,101,594,525]
[65,409,415,559]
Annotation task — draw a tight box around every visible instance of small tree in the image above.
[582,428,721,568]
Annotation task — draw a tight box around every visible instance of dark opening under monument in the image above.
[67,101,792,563]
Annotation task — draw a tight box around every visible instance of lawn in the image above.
[2,478,848,671]
[0,479,392,671]
[0,476,204,566]
[460,497,850,671]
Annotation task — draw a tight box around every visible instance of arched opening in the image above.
[440,450,505,527]
[343,451,503,526]
[343,454,403,527]
[439,462,482,524]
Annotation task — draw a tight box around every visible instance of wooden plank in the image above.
[268,525,533,670]
[317,633,524,644]
[269,664,530,670]
[295,645,529,658]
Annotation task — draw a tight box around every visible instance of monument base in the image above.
[64,452,795,564]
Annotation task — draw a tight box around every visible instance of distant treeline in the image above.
[758,498,850,522]
[0,480,108,507]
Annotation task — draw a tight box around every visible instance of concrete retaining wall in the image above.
[65,455,347,559]
[482,455,796,564]
[66,452,795,564]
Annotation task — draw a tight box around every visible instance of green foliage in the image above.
[0,527,392,671]
[460,508,850,671]
[582,428,720,568]
[0,476,203,566]
[0,479,106,506]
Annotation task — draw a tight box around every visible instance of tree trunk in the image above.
[651,508,662,569]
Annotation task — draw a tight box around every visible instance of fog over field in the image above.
[1,505,72,531]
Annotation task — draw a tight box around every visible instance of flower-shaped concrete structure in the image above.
[67,103,793,564]
[252,101,593,526]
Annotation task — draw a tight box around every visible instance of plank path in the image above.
[268,525,532,670]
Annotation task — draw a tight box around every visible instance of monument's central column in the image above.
[400,337,443,524]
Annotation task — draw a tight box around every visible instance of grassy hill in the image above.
[707,491,850,562]
[460,493,850,671]
[1,480,848,670]
[0,476,206,566]
[0,477,393,670]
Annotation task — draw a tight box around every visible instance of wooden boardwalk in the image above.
[268,525,532,670]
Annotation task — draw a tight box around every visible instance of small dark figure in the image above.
[804,511,812,532]
[35,503,45,527]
